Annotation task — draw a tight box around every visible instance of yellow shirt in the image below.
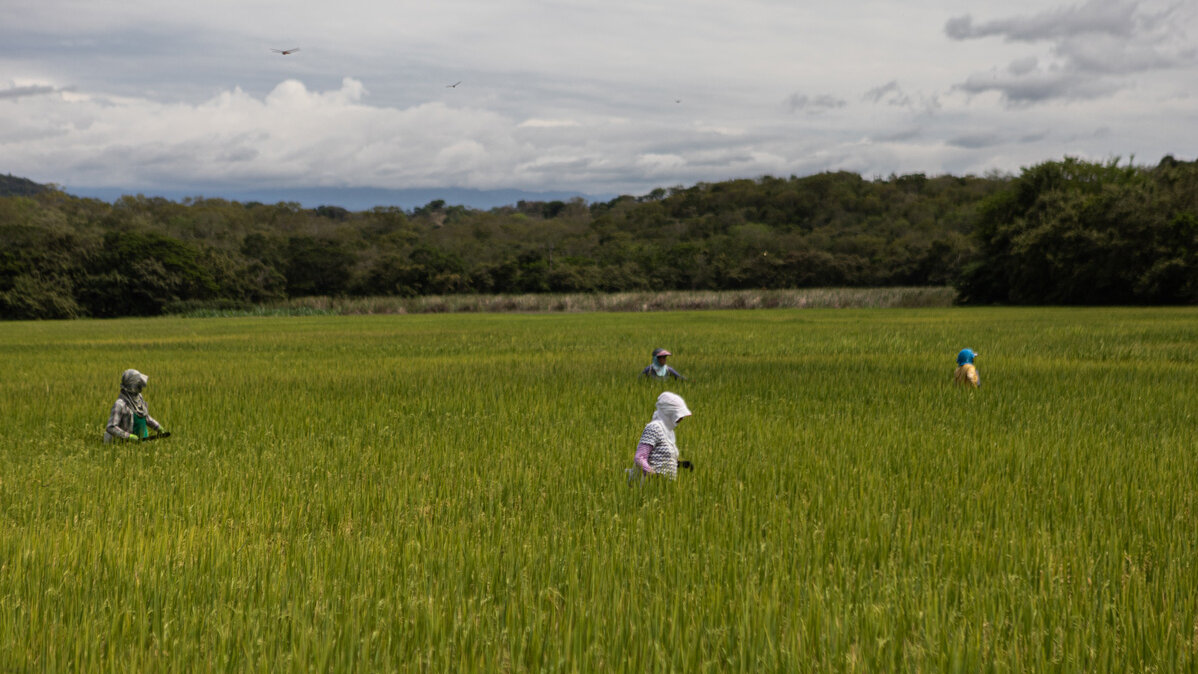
[954,364,980,387]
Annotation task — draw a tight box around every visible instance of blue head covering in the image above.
[956,348,976,366]
[650,348,671,377]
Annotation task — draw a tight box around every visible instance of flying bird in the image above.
[446,81,461,88]
[271,48,301,55]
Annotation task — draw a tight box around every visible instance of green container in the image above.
[132,413,148,439]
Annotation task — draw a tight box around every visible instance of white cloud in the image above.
[1,0,1196,199]
[691,123,746,137]
[518,119,581,129]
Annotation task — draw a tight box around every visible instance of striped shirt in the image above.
[637,420,678,479]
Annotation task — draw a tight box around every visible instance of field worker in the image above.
[630,391,694,481]
[954,348,981,387]
[104,369,165,442]
[641,347,686,381]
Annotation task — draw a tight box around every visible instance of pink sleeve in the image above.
[635,443,653,473]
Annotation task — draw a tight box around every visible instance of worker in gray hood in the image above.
[104,369,165,442]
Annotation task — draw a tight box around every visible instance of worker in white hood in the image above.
[631,391,693,480]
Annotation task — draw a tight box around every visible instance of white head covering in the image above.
[652,391,691,434]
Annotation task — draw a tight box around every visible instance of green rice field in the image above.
[2,307,1196,671]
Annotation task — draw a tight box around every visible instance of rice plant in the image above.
[1,307,1195,671]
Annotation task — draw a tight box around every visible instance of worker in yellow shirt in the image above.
[954,348,980,387]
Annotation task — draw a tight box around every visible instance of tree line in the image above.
[1,157,1195,319]
[958,156,1198,304]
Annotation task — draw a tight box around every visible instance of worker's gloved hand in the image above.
[678,460,694,471]
[128,434,140,441]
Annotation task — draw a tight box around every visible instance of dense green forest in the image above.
[1,157,1195,319]
[958,157,1198,305]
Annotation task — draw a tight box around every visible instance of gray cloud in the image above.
[871,128,923,143]
[0,84,67,100]
[947,133,1004,150]
[946,0,1195,105]
[862,81,942,115]
[1008,56,1039,76]
[947,130,1045,149]
[785,93,846,113]
[1056,34,1197,75]
[954,69,1119,104]
[217,146,260,163]
[863,81,911,107]
[946,0,1140,42]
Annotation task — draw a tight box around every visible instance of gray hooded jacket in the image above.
[104,369,160,442]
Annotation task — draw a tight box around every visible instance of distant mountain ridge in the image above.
[0,174,50,197]
[1,172,613,210]
[64,185,615,211]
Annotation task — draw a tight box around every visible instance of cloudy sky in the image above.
[3,0,1196,206]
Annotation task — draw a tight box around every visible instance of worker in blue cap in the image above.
[954,348,980,387]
